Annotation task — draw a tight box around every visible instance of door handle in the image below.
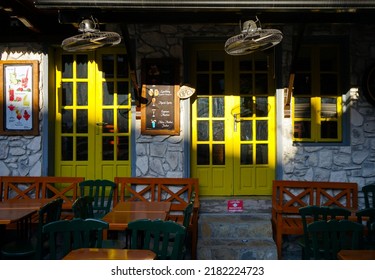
[234,114,240,132]
[96,122,108,126]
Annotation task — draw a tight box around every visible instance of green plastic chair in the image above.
[356,207,375,249]
[1,198,63,260]
[307,219,364,260]
[128,219,186,260]
[79,179,116,218]
[72,196,94,219]
[298,205,351,259]
[42,218,109,259]
[362,184,375,208]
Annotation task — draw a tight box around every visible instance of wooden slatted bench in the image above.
[114,177,200,260]
[0,176,84,221]
[272,180,358,259]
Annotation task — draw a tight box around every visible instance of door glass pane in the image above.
[256,97,269,117]
[61,109,73,133]
[61,137,73,160]
[117,136,129,160]
[212,74,224,94]
[102,136,114,160]
[197,74,209,94]
[320,47,337,71]
[102,54,114,78]
[118,109,129,133]
[213,120,224,141]
[212,53,224,71]
[294,98,311,118]
[240,74,253,94]
[240,144,253,164]
[321,121,338,138]
[294,73,311,95]
[103,82,114,105]
[256,120,268,141]
[256,144,268,164]
[241,121,252,141]
[76,136,88,161]
[102,110,114,133]
[62,82,73,106]
[117,82,129,105]
[321,98,337,118]
[76,109,88,133]
[294,121,311,138]
[241,97,253,117]
[320,74,338,95]
[117,54,129,78]
[197,97,209,117]
[255,73,268,94]
[197,144,209,165]
[77,82,88,106]
[76,55,88,78]
[239,59,253,71]
[254,57,268,71]
[197,52,209,71]
[197,120,209,141]
[212,97,224,117]
[62,55,73,78]
[212,144,225,165]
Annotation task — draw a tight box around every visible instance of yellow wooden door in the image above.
[54,48,131,180]
[190,43,276,195]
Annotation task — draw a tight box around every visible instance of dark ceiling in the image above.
[2,0,375,44]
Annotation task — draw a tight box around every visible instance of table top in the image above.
[113,201,171,213]
[0,199,52,209]
[337,250,375,260]
[102,211,167,231]
[0,208,37,224]
[63,248,156,260]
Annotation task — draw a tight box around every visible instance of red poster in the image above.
[227,200,243,212]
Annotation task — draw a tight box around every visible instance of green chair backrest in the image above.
[362,184,375,208]
[182,203,194,229]
[307,219,364,260]
[356,207,375,249]
[128,219,186,260]
[42,218,109,259]
[79,179,116,218]
[72,196,94,219]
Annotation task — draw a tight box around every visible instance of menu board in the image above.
[141,84,180,135]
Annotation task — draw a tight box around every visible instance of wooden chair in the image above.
[356,207,375,249]
[79,179,116,218]
[1,198,63,260]
[298,205,351,259]
[362,184,375,208]
[128,219,186,260]
[42,218,109,259]
[307,219,364,260]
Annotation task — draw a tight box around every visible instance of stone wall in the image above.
[0,44,44,177]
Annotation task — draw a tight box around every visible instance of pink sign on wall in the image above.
[227,199,243,212]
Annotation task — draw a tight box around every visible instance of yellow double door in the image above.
[54,48,131,180]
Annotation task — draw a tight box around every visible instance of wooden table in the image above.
[337,250,375,260]
[0,208,37,225]
[63,248,156,260]
[113,201,171,213]
[0,199,52,210]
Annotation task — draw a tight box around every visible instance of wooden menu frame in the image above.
[141,58,180,135]
[0,60,39,135]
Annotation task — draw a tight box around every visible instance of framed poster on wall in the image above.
[0,60,39,135]
[141,58,180,135]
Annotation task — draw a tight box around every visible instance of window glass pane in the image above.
[102,54,114,78]
[239,59,252,71]
[294,73,311,95]
[62,55,73,78]
[61,137,73,160]
[76,137,87,161]
[294,98,311,118]
[102,136,114,160]
[212,144,225,165]
[103,82,114,105]
[117,82,129,105]
[62,82,73,106]
[254,57,268,71]
[295,47,311,71]
[118,109,129,133]
[61,109,73,133]
[256,97,269,117]
[117,54,129,78]
[320,74,338,95]
[212,74,224,94]
[197,74,209,94]
[117,136,129,160]
[256,120,268,141]
[320,47,338,71]
[197,52,209,71]
[240,74,253,94]
[102,110,114,133]
[254,73,268,94]
[321,121,338,138]
[212,54,224,71]
[241,121,252,141]
[241,144,253,164]
[197,144,210,165]
[213,120,224,141]
[321,98,337,118]
[294,121,311,138]
[76,55,88,78]
[241,97,253,117]
[197,97,209,117]
[77,82,88,105]
[197,120,209,141]
[212,97,224,117]
[256,144,268,164]
[76,110,88,133]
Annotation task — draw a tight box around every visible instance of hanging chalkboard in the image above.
[140,58,180,135]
